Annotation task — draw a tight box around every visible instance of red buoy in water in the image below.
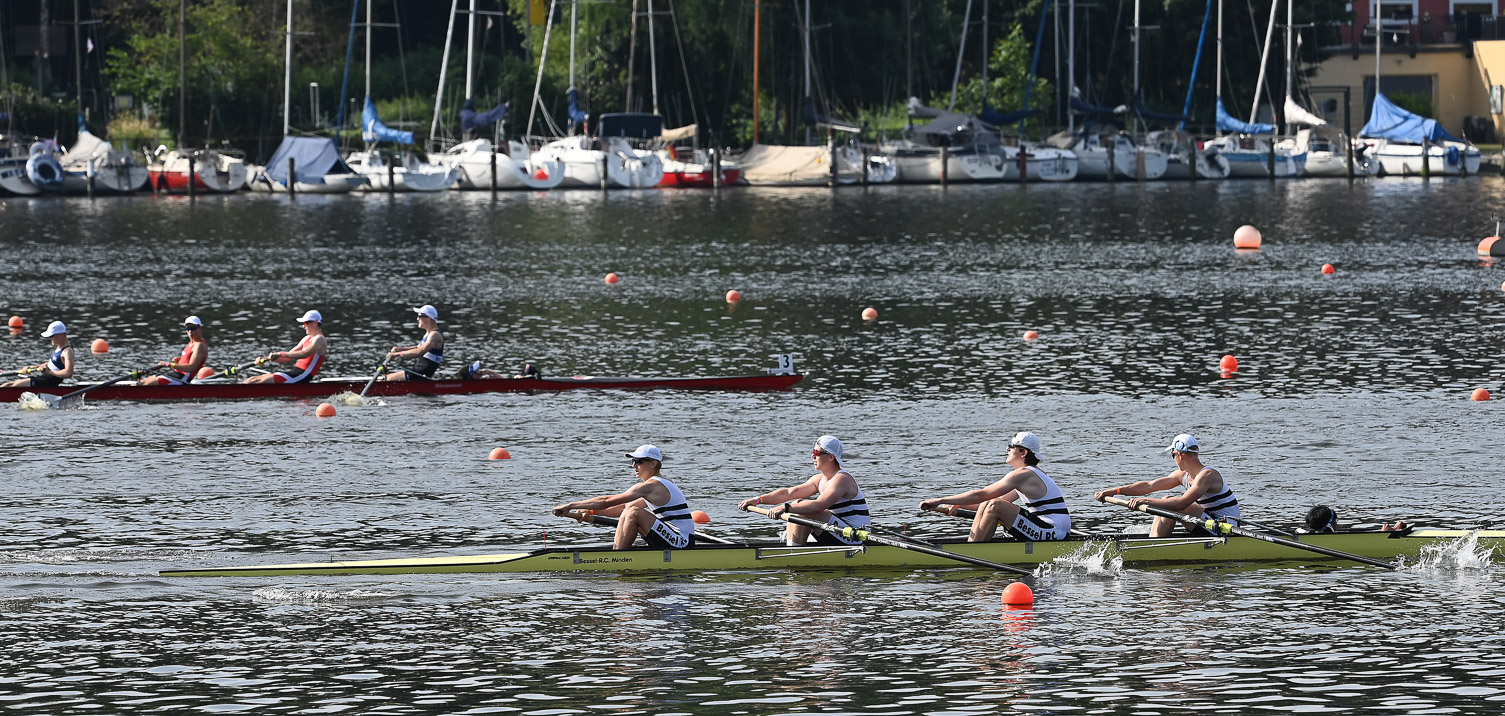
[197,366,216,380]
[1219,354,1239,372]
[315,402,337,418]
[725,289,742,303]
[1233,225,1262,249]
[1001,581,1034,606]
[861,307,878,321]
[6,316,21,329]
[604,272,620,285]
[1321,263,1335,275]
[91,338,110,353]
[489,447,512,460]
[1471,388,1491,402]
[1479,236,1504,257]
[692,510,711,524]
[1023,330,1039,341]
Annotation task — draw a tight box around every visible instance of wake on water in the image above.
[1035,540,1125,577]
[1411,531,1498,571]
[16,392,50,410]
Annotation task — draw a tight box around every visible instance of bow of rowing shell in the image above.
[1,373,803,402]
[160,529,1503,577]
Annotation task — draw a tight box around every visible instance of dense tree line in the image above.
[1,0,1351,157]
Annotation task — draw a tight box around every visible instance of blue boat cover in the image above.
[362,96,414,144]
[1216,98,1274,134]
[1134,96,1192,124]
[597,113,664,139]
[1070,96,1122,116]
[1360,92,1459,142]
[567,89,588,124]
[979,107,1040,126]
[265,136,352,185]
[460,99,509,132]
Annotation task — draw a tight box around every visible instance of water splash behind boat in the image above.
[1036,539,1124,577]
[1416,531,1496,570]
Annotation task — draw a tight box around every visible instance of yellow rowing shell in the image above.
[160,529,1503,577]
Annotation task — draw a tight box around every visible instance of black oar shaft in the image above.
[744,504,1033,576]
[1100,495,1397,570]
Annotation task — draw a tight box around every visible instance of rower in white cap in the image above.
[736,435,871,547]
[383,304,445,381]
[2,320,74,389]
[919,431,1073,542]
[554,445,698,550]
[1093,433,1242,537]
[141,316,210,385]
[242,310,328,385]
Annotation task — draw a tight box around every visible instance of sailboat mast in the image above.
[1284,0,1293,131]
[429,0,459,145]
[981,0,989,110]
[752,0,760,143]
[569,0,577,90]
[1215,0,1222,100]
[1068,0,1075,133]
[284,0,293,134]
[948,0,973,112]
[1248,0,1277,124]
[364,0,371,98]
[803,0,812,144]
[465,0,476,100]
[1374,0,1382,92]
[1132,0,1140,138]
[648,0,660,115]
[524,0,557,138]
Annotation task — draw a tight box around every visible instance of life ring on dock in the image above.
[25,154,65,191]
[28,141,50,157]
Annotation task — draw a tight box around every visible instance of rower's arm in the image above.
[276,336,327,361]
[558,481,663,514]
[921,472,1026,511]
[1094,475,1180,502]
[1153,469,1218,512]
[739,477,819,510]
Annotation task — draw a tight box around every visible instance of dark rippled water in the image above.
[2,181,1503,714]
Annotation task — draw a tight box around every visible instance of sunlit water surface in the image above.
[2,180,1503,714]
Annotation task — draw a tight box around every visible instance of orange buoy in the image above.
[725,289,742,303]
[1479,236,1504,257]
[1001,581,1034,606]
[1471,388,1491,402]
[1321,263,1335,274]
[315,402,337,418]
[1233,225,1262,249]
[1023,330,1039,341]
[535,168,549,181]
[1219,354,1239,372]
[861,307,878,321]
[6,316,21,329]
[90,338,109,353]
[604,272,620,285]
[196,366,216,380]
[691,510,711,524]
[488,447,512,460]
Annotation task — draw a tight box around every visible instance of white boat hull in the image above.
[1366,140,1482,176]
[537,136,664,189]
[1003,145,1079,182]
[889,148,1008,183]
[436,139,566,190]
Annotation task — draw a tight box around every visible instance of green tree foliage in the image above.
[938,25,1054,131]
[102,0,280,148]
[1,84,81,145]
[1387,91,1434,119]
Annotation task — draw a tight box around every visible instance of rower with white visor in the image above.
[554,445,698,550]
[919,431,1073,542]
[737,435,871,547]
[384,304,445,381]
[1094,433,1241,537]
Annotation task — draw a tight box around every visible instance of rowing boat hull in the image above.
[1,373,803,403]
[161,529,1503,577]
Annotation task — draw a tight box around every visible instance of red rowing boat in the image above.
[2,373,803,403]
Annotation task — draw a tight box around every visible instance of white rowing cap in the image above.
[1163,434,1199,453]
[41,321,67,337]
[815,435,845,469]
[1009,431,1043,457]
[296,310,323,324]
[626,445,663,461]
[412,305,439,320]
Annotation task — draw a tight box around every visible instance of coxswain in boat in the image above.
[1093,433,1241,537]
[1298,505,1410,533]
[141,316,209,386]
[2,321,74,389]
[736,435,871,547]
[919,431,1072,542]
[383,305,444,381]
[554,445,698,550]
[242,310,328,385]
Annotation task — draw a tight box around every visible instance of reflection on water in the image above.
[2,183,1504,712]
